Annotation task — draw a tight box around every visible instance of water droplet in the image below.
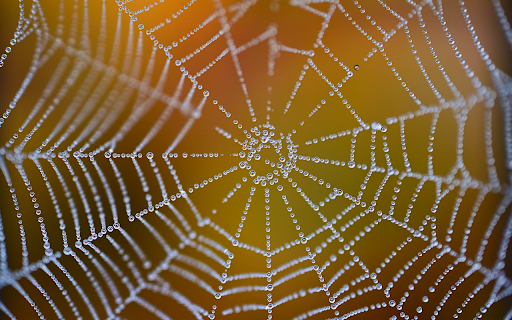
[371,122,382,130]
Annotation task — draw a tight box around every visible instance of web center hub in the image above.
[237,124,298,186]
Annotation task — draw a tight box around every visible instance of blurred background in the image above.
[0,0,511,319]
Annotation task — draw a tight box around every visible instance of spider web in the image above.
[0,0,511,320]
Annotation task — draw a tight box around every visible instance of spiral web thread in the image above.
[0,0,512,320]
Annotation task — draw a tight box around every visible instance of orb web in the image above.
[0,0,511,320]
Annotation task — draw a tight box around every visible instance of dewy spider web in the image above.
[0,0,511,319]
